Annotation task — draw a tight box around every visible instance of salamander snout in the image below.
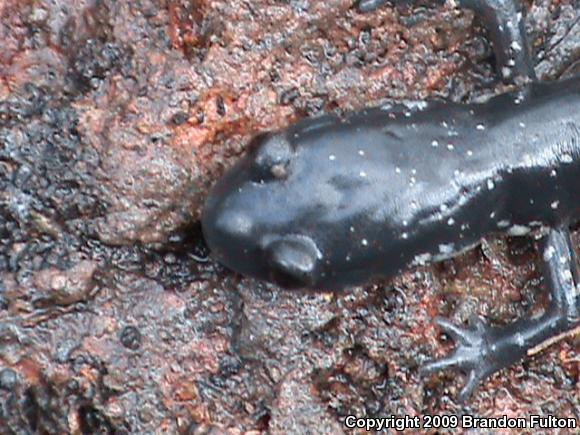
[214,209,253,240]
[202,177,324,287]
[202,201,256,270]
[202,172,325,288]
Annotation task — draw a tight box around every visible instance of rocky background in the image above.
[0,0,578,433]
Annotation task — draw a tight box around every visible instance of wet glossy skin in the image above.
[202,0,580,401]
[202,78,580,289]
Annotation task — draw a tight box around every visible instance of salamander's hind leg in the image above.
[421,227,580,401]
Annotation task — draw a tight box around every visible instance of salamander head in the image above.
[202,119,408,289]
[202,131,325,288]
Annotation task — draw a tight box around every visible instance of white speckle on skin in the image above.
[490,211,496,219]
[329,154,336,161]
[411,168,417,175]
[431,140,439,147]
[395,167,401,174]
[411,252,432,266]
[401,232,408,240]
[511,41,522,51]
[358,150,365,156]
[437,243,455,260]
[550,169,557,177]
[361,239,368,246]
[402,100,429,111]
[433,240,479,262]
[440,204,448,212]
[543,245,556,261]
[447,217,455,226]
[350,226,355,233]
[559,255,568,265]
[561,154,573,164]
[360,171,367,177]
[476,123,485,130]
[519,122,526,128]
[402,220,408,227]
[439,243,455,255]
[447,143,454,151]
[467,150,473,157]
[551,200,560,209]
[345,255,351,262]
[487,179,495,190]
[497,220,510,228]
[410,176,416,185]
[508,225,531,236]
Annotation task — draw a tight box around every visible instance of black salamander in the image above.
[201,0,580,400]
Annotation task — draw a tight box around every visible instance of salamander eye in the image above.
[248,132,293,182]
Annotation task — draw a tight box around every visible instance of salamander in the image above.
[201,0,580,401]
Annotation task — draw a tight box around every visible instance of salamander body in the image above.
[203,79,580,289]
[201,0,580,400]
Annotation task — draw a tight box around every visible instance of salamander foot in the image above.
[421,228,580,401]
[421,315,511,402]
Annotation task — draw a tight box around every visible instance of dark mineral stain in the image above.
[78,405,115,435]
[119,325,142,350]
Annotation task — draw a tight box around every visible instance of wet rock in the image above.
[0,0,577,433]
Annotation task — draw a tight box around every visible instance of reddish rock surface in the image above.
[0,0,578,433]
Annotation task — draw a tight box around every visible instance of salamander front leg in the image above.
[421,227,580,401]
[459,0,536,82]
[358,0,536,83]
